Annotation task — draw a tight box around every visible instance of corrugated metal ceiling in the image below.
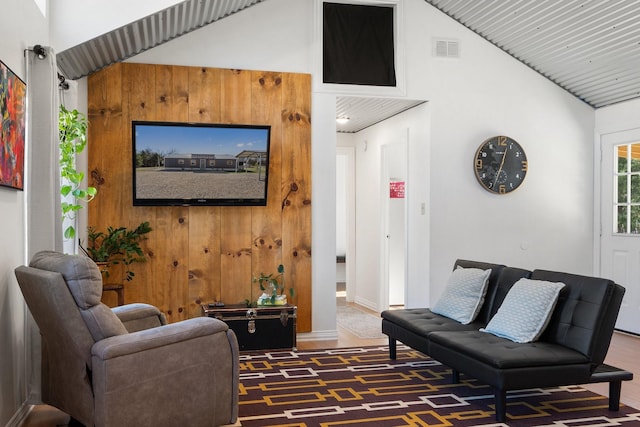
[424,0,640,108]
[336,97,426,133]
[57,0,265,80]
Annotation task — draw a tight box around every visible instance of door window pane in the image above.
[633,175,640,203]
[615,142,640,234]
[618,145,629,173]
[617,206,627,233]
[617,175,627,204]
[632,206,640,234]
[632,144,640,172]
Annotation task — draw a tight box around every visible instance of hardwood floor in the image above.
[583,331,640,410]
[19,306,640,426]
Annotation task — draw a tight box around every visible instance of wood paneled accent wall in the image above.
[87,63,312,332]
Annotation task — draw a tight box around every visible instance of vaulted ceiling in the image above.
[56,0,266,80]
[56,0,640,133]
[424,0,640,109]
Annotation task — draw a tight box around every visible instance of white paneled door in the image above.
[600,128,640,335]
[381,141,407,309]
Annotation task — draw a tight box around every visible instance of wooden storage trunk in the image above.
[202,304,297,351]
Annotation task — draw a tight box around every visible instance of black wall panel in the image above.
[323,2,396,87]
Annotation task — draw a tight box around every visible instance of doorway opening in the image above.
[336,147,354,302]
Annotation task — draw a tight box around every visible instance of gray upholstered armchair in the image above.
[15,250,239,427]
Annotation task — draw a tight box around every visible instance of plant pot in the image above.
[95,261,110,275]
[257,294,287,306]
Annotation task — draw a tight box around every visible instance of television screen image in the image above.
[132,121,271,206]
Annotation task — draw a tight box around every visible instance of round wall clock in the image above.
[474,136,528,194]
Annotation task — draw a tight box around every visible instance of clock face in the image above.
[474,136,528,194]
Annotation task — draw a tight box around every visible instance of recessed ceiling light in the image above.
[336,116,350,125]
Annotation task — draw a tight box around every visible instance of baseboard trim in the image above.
[354,296,378,312]
[297,330,338,342]
[7,402,32,427]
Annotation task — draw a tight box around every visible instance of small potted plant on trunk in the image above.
[253,264,294,306]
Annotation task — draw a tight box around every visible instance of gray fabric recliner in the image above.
[15,250,239,427]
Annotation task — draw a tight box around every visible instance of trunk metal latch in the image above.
[246,308,257,334]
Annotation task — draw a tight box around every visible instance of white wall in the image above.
[335,152,347,284]
[336,141,356,300]
[595,98,640,134]
[411,2,595,300]
[50,0,184,52]
[91,0,596,326]
[0,0,49,424]
[341,0,595,310]
[124,0,312,74]
[336,155,347,257]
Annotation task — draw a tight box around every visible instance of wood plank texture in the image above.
[251,71,284,301]
[88,64,312,331]
[281,73,312,332]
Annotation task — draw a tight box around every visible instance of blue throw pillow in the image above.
[431,267,492,324]
[481,278,565,343]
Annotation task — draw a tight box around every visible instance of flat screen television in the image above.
[132,121,271,206]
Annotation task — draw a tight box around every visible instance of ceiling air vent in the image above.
[433,39,460,58]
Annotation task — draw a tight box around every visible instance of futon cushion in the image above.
[381,308,483,338]
[429,329,590,369]
[431,267,492,324]
[481,278,565,343]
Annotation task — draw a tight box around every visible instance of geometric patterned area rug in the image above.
[238,345,640,426]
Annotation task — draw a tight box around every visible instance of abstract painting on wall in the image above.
[0,59,26,191]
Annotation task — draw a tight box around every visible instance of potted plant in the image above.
[81,221,152,281]
[253,264,294,306]
[59,105,97,240]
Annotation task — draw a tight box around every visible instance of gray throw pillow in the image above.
[481,278,565,343]
[431,267,492,324]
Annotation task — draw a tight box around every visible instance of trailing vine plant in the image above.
[59,105,97,240]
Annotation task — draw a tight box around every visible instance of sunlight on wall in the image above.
[34,0,46,17]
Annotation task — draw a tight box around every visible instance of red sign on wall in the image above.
[390,181,405,198]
